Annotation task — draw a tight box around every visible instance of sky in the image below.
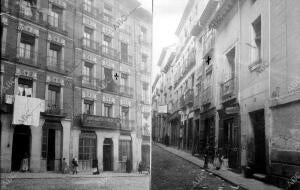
[138,0,188,84]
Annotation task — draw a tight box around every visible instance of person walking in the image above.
[72,158,78,174]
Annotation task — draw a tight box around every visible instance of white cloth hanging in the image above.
[13,96,45,127]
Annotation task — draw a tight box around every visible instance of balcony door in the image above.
[121,42,128,62]
[48,85,60,113]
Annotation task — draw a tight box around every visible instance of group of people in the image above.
[62,158,79,174]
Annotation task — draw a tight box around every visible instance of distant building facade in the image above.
[1,0,152,173]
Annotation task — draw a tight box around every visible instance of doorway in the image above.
[103,138,113,171]
[224,118,239,169]
[250,109,266,173]
[11,125,31,171]
[47,129,55,171]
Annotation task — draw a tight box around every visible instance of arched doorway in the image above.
[11,125,31,171]
[103,138,113,171]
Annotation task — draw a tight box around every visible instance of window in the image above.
[84,27,93,47]
[225,47,235,80]
[120,73,128,86]
[48,43,61,67]
[19,33,35,59]
[121,106,129,121]
[103,35,112,47]
[104,3,113,15]
[18,78,33,97]
[121,42,128,62]
[83,62,93,82]
[103,103,112,117]
[49,6,62,28]
[142,82,148,102]
[48,85,60,108]
[21,0,33,17]
[84,0,92,12]
[252,16,261,62]
[141,26,147,41]
[84,99,94,115]
[141,54,147,70]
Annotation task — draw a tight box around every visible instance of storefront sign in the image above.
[225,106,239,114]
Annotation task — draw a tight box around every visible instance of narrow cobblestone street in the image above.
[151,144,244,190]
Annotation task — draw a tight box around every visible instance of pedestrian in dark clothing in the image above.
[126,159,131,173]
[72,158,78,174]
[203,147,209,169]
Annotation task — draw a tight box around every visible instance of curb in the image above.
[154,143,248,190]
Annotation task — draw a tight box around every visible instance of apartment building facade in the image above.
[152,0,299,186]
[1,0,152,173]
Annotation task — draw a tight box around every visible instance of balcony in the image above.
[18,5,45,26]
[42,102,67,117]
[202,29,215,56]
[202,86,213,105]
[81,75,99,90]
[81,114,120,130]
[47,15,68,36]
[121,55,133,66]
[120,120,135,131]
[184,89,194,106]
[119,85,134,98]
[100,13,114,26]
[46,56,68,74]
[81,3,100,19]
[221,77,235,102]
[16,46,40,68]
[174,51,196,88]
[100,45,120,61]
[80,38,100,54]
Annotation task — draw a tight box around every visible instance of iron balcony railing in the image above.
[81,114,121,130]
[120,119,135,131]
[121,55,133,66]
[43,101,67,117]
[119,85,134,98]
[100,12,114,26]
[202,29,215,56]
[202,86,213,105]
[221,77,235,101]
[80,38,100,54]
[16,46,39,67]
[46,56,68,74]
[81,75,99,90]
[47,15,68,36]
[184,89,194,106]
[81,2,100,19]
[100,45,120,61]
